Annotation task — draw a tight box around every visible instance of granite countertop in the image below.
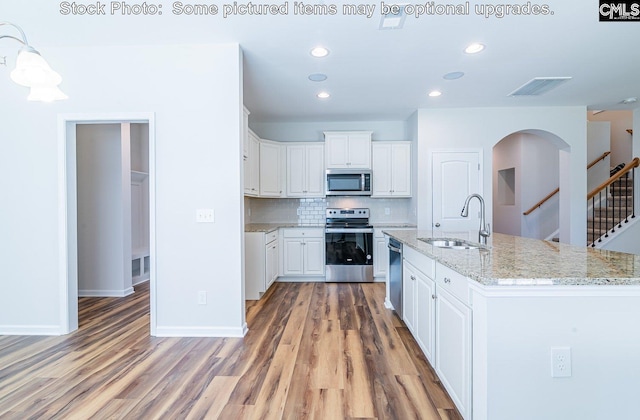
[245,223,325,233]
[371,223,417,228]
[383,229,640,287]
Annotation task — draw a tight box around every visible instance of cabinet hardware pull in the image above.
[432,294,436,299]
[411,275,416,281]
[444,277,451,284]
[435,223,441,227]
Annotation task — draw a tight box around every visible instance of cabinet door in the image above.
[266,240,278,289]
[346,133,372,169]
[391,143,411,196]
[260,141,282,197]
[282,238,304,275]
[372,143,392,197]
[305,144,325,197]
[374,237,388,277]
[402,262,417,334]
[416,272,436,364]
[325,133,350,168]
[435,287,472,419]
[248,132,260,195]
[303,237,325,275]
[287,145,306,197]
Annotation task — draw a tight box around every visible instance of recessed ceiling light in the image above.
[428,90,442,97]
[443,71,465,80]
[317,91,330,99]
[310,47,329,58]
[308,73,328,82]
[464,43,485,54]
[621,97,638,104]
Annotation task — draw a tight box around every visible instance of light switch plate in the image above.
[196,209,214,223]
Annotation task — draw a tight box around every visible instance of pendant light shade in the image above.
[10,46,62,87]
[1,22,67,102]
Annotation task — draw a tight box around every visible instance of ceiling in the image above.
[3,1,640,122]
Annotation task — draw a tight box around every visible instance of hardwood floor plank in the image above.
[0,281,461,419]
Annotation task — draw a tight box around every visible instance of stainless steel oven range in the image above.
[325,208,373,282]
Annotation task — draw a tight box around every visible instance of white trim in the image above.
[155,325,248,338]
[0,325,65,336]
[78,288,134,298]
[544,228,560,242]
[58,112,156,336]
[276,277,326,283]
[384,297,394,310]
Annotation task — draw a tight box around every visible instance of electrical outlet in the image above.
[196,209,214,223]
[551,347,572,378]
[197,291,207,305]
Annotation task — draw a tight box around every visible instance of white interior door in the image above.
[432,151,482,234]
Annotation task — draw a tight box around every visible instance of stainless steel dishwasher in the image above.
[388,237,403,317]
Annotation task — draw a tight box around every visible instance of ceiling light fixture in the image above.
[310,46,329,58]
[317,91,330,99]
[308,73,327,82]
[428,90,442,97]
[464,43,485,54]
[0,21,68,102]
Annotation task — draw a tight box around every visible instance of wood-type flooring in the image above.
[0,281,461,419]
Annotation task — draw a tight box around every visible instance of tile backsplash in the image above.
[247,196,415,225]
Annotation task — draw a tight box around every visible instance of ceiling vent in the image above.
[379,5,406,29]
[509,77,572,96]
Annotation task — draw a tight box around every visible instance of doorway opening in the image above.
[59,113,156,335]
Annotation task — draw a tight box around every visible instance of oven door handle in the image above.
[325,228,374,234]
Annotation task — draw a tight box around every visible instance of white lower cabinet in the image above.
[245,230,279,300]
[402,247,471,419]
[374,229,388,278]
[281,228,325,277]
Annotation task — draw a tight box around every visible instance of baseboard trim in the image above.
[132,278,150,287]
[154,325,248,338]
[78,287,135,297]
[384,298,394,310]
[0,325,64,336]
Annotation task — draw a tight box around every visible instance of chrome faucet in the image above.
[461,193,490,245]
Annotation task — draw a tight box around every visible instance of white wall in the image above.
[250,120,407,142]
[587,110,633,167]
[0,43,245,336]
[586,121,611,193]
[76,123,132,297]
[493,134,523,236]
[416,107,587,245]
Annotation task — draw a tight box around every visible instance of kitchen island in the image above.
[384,229,640,420]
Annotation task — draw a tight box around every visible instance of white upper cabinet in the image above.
[372,142,411,198]
[324,131,372,169]
[244,130,260,196]
[286,143,325,197]
[259,140,283,197]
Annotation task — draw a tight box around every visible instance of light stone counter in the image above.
[245,223,324,233]
[383,229,640,286]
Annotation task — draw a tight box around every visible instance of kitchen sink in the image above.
[419,238,481,250]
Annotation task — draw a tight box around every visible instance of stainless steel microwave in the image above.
[325,169,372,196]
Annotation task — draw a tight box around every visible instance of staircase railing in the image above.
[523,151,612,216]
[588,157,639,247]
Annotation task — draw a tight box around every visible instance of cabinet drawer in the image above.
[282,228,324,238]
[265,230,278,244]
[403,246,435,279]
[436,263,469,305]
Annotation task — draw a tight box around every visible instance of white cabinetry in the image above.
[373,229,388,278]
[245,230,279,300]
[324,131,372,169]
[286,143,325,197]
[282,228,325,277]
[434,263,471,419]
[244,130,260,196]
[259,140,283,197]
[372,142,411,197]
[402,246,471,419]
